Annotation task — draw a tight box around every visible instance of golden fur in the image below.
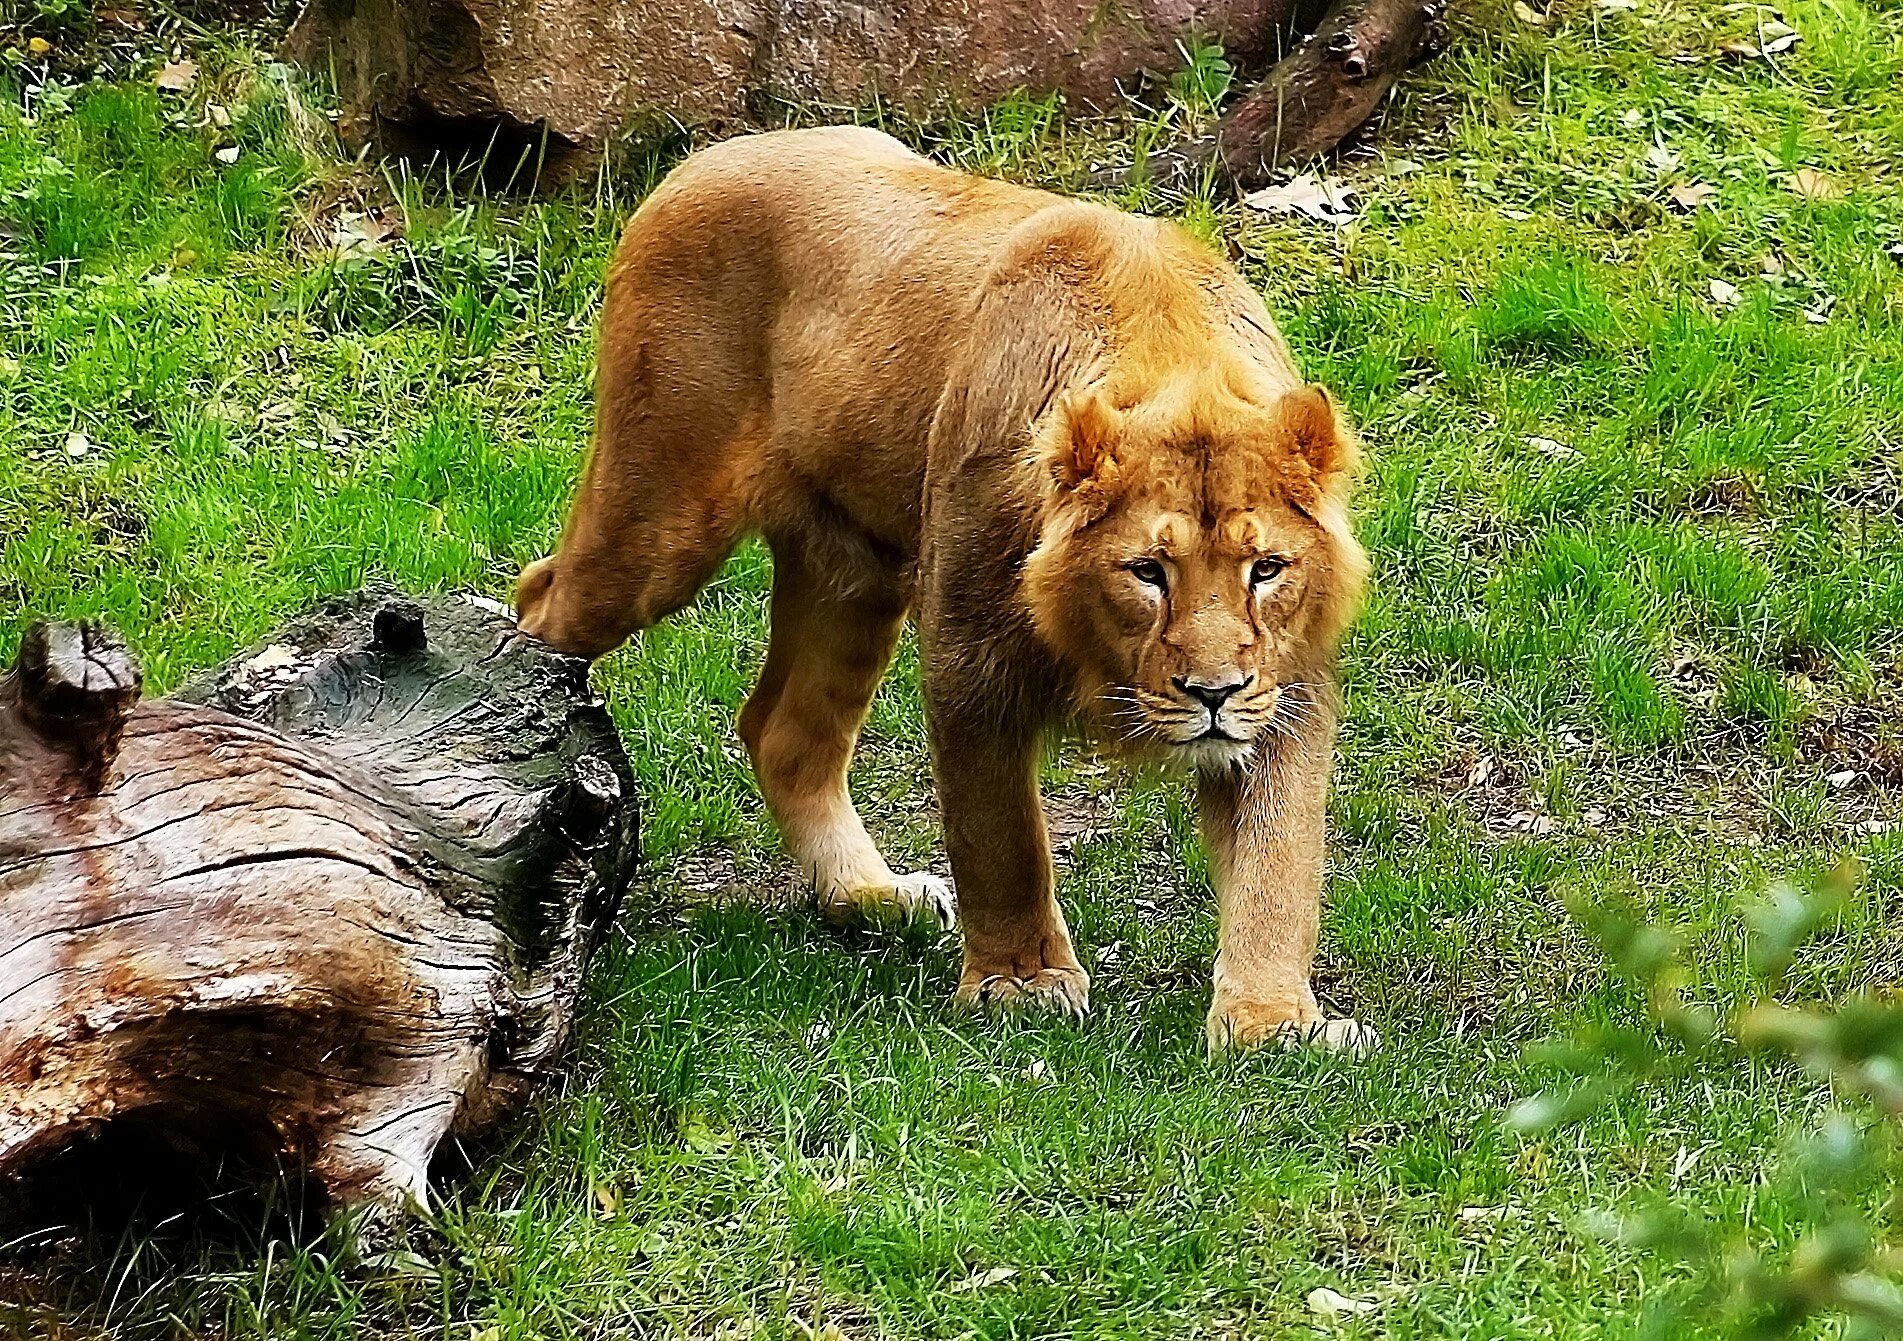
[517,127,1372,1052]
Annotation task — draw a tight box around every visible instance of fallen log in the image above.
[1211,0,1448,190]
[1118,0,1448,194]
[0,591,637,1227]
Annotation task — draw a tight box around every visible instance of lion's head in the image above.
[1021,376,1366,771]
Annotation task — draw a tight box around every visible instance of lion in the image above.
[516,126,1373,1053]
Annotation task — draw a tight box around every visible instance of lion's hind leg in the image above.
[738,546,955,930]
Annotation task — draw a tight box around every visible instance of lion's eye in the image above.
[1251,557,1288,586]
[1127,559,1168,590]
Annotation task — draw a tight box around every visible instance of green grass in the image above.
[3,1,1903,1335]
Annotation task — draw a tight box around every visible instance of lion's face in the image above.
[1022,380,1365,771]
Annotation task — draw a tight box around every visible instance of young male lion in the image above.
[517,127,1373,1053]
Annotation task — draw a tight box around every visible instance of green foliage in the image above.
[1512,863,1903,1337]
[1166,40,1234,119]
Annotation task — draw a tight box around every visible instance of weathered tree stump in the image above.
[0,591,637,1226]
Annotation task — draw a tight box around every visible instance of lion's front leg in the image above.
[1197,704,1375,1057]
[929,709,1089,1019]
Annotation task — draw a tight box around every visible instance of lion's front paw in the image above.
[820,871,957,930]
[956,960,1090,1019]
[1206,994,1378,1057]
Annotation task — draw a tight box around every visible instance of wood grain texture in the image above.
[0,591,637,1222]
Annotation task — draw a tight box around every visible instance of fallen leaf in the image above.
[1459,1205,1513,1222]
[1827,769,1859,789]
[1887,242,1902,265]
[153,59,198,92]
[1620,108,1645,128]
[1025,1058,1048,1081]
[1308,1287,1380,1318]
[206,102,232,129]
[1512,0,1550,22]
[0,357,19,379]
[1242,174,1359,225]
[1708,278,1741,307]
[331,209,403,257]
[1645,144,1682,173]
[951,1266,1019,1292]
[1667,181,1717,211]
[592,1182,618,1219]
[64,430,92,459]
[1466,754,1496,788]
[361,1249,437,1279]
[27,36,52,55]
[1719,21,1798,59]
[214,145,240,164]
[1759,21,1799,51]
[1788,167,1840,200]
[1595,0,1637,10]
[246,645,303,677]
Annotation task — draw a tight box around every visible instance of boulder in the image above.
[284,0,1313,172]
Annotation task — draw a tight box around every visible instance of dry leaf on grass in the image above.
[27,36,52,55]
[1645,144,1681,173]
[951,1266,1019,1292]
[1242,174,1359,224]
[1788,167,1840,200]
[1512,0,1549,22]
[153,59,198,92]
[64,430,92,459]
[1667,181,1718,211]
[331,210,403,258]
[1308,1287,1381,1318]
[213,145,240,164]
[1459,1204,1514,1222]
[1708,278,1741,307]
[1718,19,1798,59]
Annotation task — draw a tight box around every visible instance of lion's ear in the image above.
[1048,388,1121,491]
[1283,384,1357,492]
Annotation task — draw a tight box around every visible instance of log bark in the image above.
[0,591,637,1226]
[1212,0,1448,190]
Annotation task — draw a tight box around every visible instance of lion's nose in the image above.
[1173,674,1253,712]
